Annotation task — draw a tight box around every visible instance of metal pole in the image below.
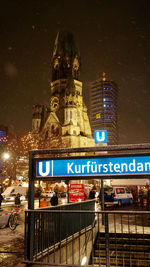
[38,180,41,208]
[27,151,35,262]
[105,213,110,267]
[28,152,34,210]
[101,179,105,225]
[66,180,69,203]
[67,183,69,203]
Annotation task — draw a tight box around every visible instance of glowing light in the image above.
[81,256,87,265]
[2,152,10,160]
[62,199,65,205]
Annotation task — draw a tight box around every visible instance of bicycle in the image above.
[9,213,18,230]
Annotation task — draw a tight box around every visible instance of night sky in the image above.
[0,0,150,144]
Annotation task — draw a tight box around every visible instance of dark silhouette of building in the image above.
[89,73,119,145]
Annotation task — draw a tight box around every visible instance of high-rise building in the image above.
[89,73,119,145]
[32,31,94,148]
[0,126,7,148]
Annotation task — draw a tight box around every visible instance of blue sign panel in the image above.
[36,155,150,178]
[94,130,107,143]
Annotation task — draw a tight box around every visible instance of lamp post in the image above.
[2,152,10,160]
[1,151,16,186]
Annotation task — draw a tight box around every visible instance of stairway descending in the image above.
[92,232,150,267]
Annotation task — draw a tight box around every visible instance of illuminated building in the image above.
[0,125,7,147]
[32,31,94,148]
[89,73,119,145]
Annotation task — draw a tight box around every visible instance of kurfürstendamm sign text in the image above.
[36,155,150,179]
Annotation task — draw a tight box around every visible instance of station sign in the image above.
[36,155,150,179]
[94,130,107,143]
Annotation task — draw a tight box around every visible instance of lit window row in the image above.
[103,98,112,102]
[103,104,114,108]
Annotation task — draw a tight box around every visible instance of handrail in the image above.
[30,143,150,155]
[26,209,150,215]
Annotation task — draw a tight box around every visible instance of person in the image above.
[89,188,95,199]
[131,189,138,206]
[50,192,58,206]
[15,193,21,207]
[146,188,150,210]
[36,186,42,198]
[139,189,144,207]
[0,192,3,208]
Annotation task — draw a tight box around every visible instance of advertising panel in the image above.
[69,184,85,202]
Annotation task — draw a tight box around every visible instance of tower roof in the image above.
[52,31,81,82]
[53,31,79,58]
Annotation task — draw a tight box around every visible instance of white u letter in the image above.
[97,131,105,142]
[39,161,50,176]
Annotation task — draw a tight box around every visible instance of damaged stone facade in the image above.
[32,31,94,148]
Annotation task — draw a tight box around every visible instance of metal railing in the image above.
[24,203,150,267]
[24,200,96,265]
[94,210,150,267]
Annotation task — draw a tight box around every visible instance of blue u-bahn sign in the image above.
[94,130,107,143]
[36,155,150,179]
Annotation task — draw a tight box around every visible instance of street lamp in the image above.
[2,152,10,160]
[0,152,11,188]
[1,152,16,186]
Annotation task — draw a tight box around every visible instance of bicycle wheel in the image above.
[9,214,18,230]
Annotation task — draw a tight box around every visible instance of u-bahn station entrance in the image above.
[24,144,150,267]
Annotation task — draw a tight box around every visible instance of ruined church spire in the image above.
[52,31,81,81]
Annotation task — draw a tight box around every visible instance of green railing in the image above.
[24,206,150,267]
[25,200,96,262]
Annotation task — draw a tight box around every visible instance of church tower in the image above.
[34,31,94,148]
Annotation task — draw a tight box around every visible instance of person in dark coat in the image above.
[15,193,21,207]
[50,192,58,206]
[0,193,3,208]
[139,189,144,207]
[146,188,150,210]
[89,188,96,199]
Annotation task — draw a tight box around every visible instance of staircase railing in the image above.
[24,206,150,267]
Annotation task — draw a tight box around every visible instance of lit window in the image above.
[96,113,101,119]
